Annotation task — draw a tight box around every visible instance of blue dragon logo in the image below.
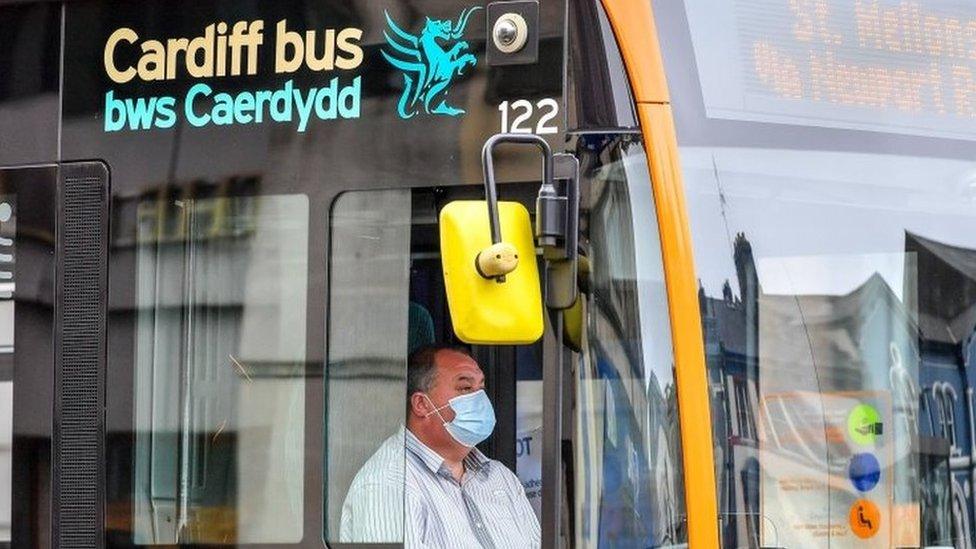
[382,7,482,118]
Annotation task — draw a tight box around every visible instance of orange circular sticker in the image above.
[849,499,881,539]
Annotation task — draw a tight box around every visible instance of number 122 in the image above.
[498,99,559,135]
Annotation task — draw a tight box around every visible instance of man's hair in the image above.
[407,344,472,413]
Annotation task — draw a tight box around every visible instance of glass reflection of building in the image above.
[909,233,976,547]
[703,233,976,548]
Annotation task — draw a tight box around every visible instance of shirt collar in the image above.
[404,427,491,476]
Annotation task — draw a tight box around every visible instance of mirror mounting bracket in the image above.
[542,153,580,310]
[479,133,579,307]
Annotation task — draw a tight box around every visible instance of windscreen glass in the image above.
[574,136,687,547]
[654,0,976,546]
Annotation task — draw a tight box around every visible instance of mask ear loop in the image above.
[421,393,451,425]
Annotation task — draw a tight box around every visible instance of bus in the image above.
[1,0,974,547]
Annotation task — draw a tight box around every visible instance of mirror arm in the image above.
[480,133,554,283]
[481,133,554,244]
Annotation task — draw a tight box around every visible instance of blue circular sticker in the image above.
[849,453,881,492]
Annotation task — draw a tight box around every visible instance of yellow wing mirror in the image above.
[440,134,580,345]
[439,134,556,344]
[440,200,542,344]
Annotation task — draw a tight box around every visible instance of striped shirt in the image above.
[339,426,541,548]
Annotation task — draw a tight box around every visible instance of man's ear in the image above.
[409,392,430,418]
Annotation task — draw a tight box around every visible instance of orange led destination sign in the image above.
[682,0,976,140]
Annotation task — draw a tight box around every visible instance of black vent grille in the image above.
[54,162,108,549]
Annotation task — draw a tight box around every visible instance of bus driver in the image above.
[339,345,541,548]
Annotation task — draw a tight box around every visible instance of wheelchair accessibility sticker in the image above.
[849,499,880,539]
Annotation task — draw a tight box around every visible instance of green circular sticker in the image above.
[848,404,882,445]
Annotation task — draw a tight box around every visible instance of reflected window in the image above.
[130,194,308,544]
[733,379,755,442]
[933,383,959,452]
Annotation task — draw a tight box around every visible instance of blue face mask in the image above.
[424,389,497,447]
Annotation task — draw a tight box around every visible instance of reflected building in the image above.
[699,234,761,547]
[908,233,976,547]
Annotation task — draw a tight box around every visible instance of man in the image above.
[340,344,541,548]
